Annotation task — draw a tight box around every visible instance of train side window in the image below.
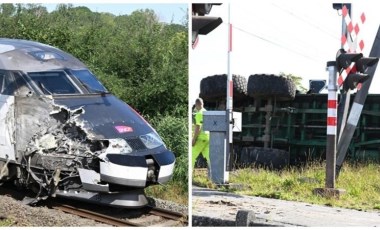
[70,69,107,93]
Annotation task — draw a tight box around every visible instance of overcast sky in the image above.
[190,0,380,104]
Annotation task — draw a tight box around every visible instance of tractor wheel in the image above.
[247,74,296,101]
[199,74,248,102]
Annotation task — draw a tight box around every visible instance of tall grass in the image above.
[193,162,380,211]
[147,115,188,205]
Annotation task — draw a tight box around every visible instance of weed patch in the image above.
[193,162,380,211]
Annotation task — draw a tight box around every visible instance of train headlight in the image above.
[140,132,164,149]
[107,138,133,154]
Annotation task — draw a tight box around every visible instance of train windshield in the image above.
[70,69,108,94]
[28,71,79,95]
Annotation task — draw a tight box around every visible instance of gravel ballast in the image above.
[0,195,108,227]
[0,195,187,227]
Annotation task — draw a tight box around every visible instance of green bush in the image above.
[151,115,188,192]
[151,115,188,158]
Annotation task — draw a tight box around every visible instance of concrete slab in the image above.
[192,186,380,227]
[313,187,346,198]
[235,210,256,226]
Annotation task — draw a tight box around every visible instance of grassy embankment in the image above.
[193,162,380,211]
[146,182,188,205]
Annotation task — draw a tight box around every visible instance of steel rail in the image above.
[50,203,142,227]
[147,205,188,225]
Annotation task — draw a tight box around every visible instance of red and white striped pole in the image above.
[326,61,338,188]
[225,3,232,182]
[226,3,233,125]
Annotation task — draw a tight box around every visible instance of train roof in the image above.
[0,38,87,72]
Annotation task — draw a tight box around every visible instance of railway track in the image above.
[48,201,188,227]
[144,205,188,226]
[0,185,188,227]
[48,202,142,226]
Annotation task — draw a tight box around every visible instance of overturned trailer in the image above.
[0,38,175,207]
[199,74,380,169]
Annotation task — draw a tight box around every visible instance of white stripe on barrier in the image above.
[347,102,364,126]
[327,91,337,99]
[327,108,337,117]
[327,126,337,135]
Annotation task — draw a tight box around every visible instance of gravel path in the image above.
[192,186,380,227]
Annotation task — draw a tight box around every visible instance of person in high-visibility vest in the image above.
[192,98,210,169]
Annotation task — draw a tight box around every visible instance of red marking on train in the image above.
[115,126,133,133]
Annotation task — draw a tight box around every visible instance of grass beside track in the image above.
[193,162,380,211]
[0,219,14,227]
[146,181,188,206]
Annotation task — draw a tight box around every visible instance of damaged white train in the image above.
[0,38,176,207]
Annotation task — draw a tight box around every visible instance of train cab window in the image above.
[1,72,16,95]
[70,69,107,93]
[0,72,32,96]
[13,72,32,96]
[28,71,79,95]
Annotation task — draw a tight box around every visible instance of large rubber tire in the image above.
[238,147,289,169]
[199,74,248,101]
[247,74,296,101]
